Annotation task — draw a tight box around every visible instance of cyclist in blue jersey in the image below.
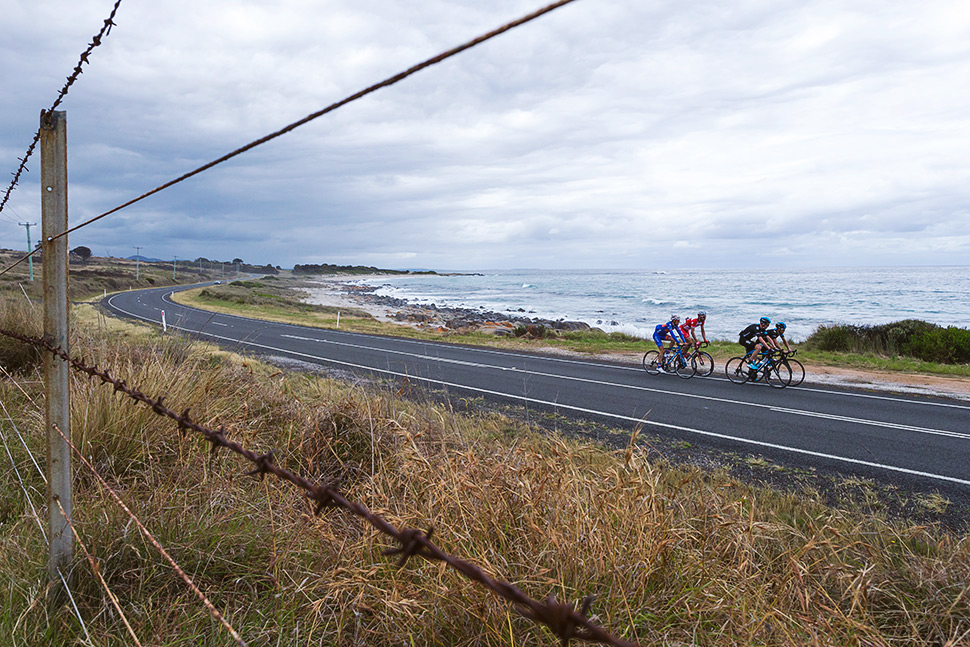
[653,314,687,361]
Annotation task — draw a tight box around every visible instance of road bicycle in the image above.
[779,349,805,386]
[643,344,695,378]
[684,341,714,377]
[725,348,791,388]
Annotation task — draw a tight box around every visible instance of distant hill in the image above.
[127,255,165,262]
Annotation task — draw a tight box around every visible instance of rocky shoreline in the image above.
[335,281,597,336]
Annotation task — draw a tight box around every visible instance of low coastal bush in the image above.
[804,319,970,364]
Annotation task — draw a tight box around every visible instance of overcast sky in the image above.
[2,0,969,270]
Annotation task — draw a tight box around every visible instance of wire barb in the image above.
[244,450,275,480]
[385,527,439,567]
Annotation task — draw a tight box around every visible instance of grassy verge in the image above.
[793,348,970,377]
[1,296,968,645]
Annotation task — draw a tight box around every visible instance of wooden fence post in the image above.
[41,109,72,596]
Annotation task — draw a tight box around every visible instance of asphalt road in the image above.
[102,283,970,496]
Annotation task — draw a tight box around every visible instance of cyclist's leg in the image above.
[651,332,667,371]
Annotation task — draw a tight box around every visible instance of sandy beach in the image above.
[301,275,403,323]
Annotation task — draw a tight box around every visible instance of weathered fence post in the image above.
[41,109,72,597]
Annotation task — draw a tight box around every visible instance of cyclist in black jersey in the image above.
[738,317,772,370]
[765,322,792,353]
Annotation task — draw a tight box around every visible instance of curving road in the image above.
[102,283,970,497]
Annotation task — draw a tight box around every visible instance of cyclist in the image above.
[765,321,792,353]
[738,317,772,371]
[679,310,708,350]
[653,314,687,370]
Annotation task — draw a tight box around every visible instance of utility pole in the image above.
[19,222,37,281]
[198,257,202,274]
[222,261,225,279]
[133,246,142,281]
[40,110,71,598]
[173,255,177,281]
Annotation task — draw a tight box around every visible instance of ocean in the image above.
[345,267,970,342]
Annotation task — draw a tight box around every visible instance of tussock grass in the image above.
[1,299,968,645]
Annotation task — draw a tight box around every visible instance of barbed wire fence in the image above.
[0,0,648,643]
[0,327,641,647]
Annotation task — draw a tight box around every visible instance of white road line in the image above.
[153,290,970,410]
[102,305,970,488]
[277,333,970,442]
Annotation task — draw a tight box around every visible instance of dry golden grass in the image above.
[0,297,968,646]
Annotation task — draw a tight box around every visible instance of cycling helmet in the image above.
[671,314,681,321]
[759,316,771,325]
[776,322,786,330]
[697,310,707,318]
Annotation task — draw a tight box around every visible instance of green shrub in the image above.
[904,326,970,364]
[805,320,969,364]
[806,324,855,352]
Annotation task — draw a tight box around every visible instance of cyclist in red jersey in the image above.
[679,311,708,350]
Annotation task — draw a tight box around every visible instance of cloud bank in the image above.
[2,0,969,269]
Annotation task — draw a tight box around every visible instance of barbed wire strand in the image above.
[49,420,248,647]
[0,412,48,543]
[0,327,641,647]
[0,0,578,279]
[0,0,124,217]
[0,367,48,483]
[53,496,145,647]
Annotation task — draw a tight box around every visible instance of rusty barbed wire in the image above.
[0,0,124,216]
[0,327,641,647]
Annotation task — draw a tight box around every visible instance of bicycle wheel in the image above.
[766,361,791,388]
[692,351,714,377]
[675,354,695,379]
[787,358,805,386]
[726,357,749,384]
[642,350,661,375]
